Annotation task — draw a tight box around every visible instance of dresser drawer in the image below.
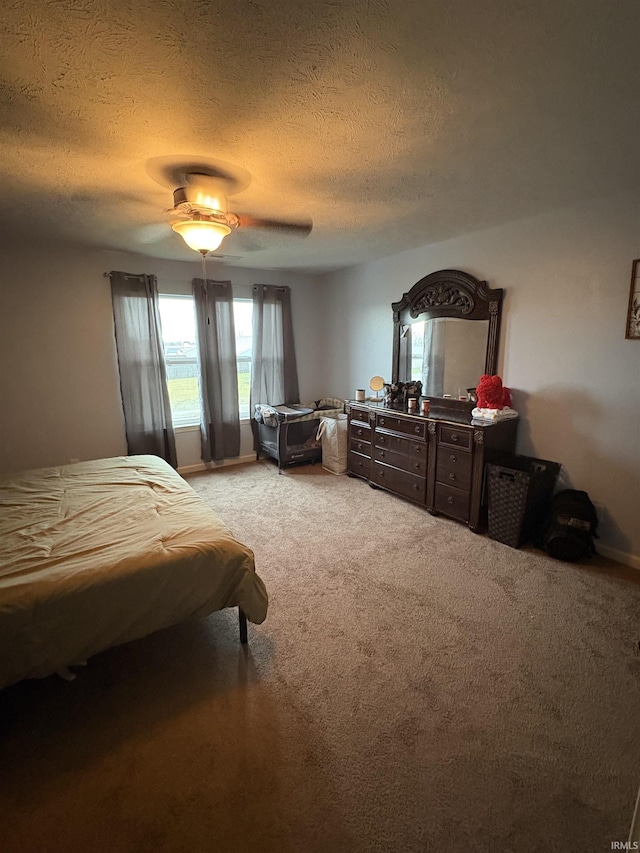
[375,431,427,456]
[350,436,371,457]
[434,483,470,521]
[436,449,473,490]
[408,440,428,461]
[373,445,427,477]
[374,431,406,453]
[349,405,371,425]
[376,413,426,440]
[438,424,472,451]
[348,451,371,478]
[350,421,371,441]
[372,462,426,503]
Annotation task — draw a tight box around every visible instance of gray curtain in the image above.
[422,318,446,396]
[109,271,177,467]
[193,278,240,463]
[250,284,300,407]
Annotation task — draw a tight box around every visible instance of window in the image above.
[234,299,253,419]
[158,295,253,426]
[158,296,201,427]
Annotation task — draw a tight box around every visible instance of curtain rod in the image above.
[103,272,149,280]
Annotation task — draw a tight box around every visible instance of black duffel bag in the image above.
[537,489,599,562]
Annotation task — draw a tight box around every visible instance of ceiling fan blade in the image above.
[236,214,313,236]
[146,156,251,195]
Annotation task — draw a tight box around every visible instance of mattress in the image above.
[0,455,268,689]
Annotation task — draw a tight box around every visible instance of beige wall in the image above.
[0,243,127,472]
[0,241,325,474]
[321,192,640,566]
[1,192,638,565]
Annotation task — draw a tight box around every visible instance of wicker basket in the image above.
[487,457,561,548]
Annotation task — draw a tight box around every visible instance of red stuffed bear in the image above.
[476,375,511,410]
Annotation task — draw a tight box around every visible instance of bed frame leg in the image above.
[239,609,248,644]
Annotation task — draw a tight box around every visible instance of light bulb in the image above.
[172,220,231,253]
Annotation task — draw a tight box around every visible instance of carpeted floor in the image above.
[1,460,639,853]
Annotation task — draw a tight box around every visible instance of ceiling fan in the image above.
[147,159,313,257]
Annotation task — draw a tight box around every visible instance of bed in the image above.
[0,455,268,690]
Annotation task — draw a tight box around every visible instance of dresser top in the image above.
[346,399,518,429]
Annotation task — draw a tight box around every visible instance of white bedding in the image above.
[0,455,268,689]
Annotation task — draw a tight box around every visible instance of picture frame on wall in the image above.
[626,259,640,339]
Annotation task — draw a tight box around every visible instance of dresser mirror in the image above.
[391,269,504,402]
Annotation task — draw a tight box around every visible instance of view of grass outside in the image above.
[165,363,200,424]
[237,361,251,417]
[165,367,250,421]
[234,299,253,419]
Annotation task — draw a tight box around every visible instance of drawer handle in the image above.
[416,447,422,453]
[447,495,454,505]
[379,470,384,477]
[450,434,458,442]
[357,443,363,451]
[413,483,419,490]
[380,418,386,425]
[450,454,457,462]
[357,428,363,436]
[414,463,421,470]
[414,426,421,434]
[379,436,386,445]
[380,451,386,459]
[448,473,456,481]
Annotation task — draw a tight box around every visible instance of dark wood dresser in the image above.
[346,401,518,532]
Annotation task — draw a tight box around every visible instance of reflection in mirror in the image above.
[400,318,489,398]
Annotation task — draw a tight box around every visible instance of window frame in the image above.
[158,293,253,427]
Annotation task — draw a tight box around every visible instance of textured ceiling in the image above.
[0,0,637,271]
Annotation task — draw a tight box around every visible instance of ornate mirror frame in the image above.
[391,268,504,393]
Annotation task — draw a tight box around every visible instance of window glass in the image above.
[158,296,201,427]
[234,299,253,419]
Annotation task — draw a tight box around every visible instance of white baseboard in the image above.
[597,544,640,571]
[178,454,256,475]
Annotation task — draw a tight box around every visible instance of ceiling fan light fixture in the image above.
[172,184,228,215]
[172,218,232,253]
[161,167,311,256]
